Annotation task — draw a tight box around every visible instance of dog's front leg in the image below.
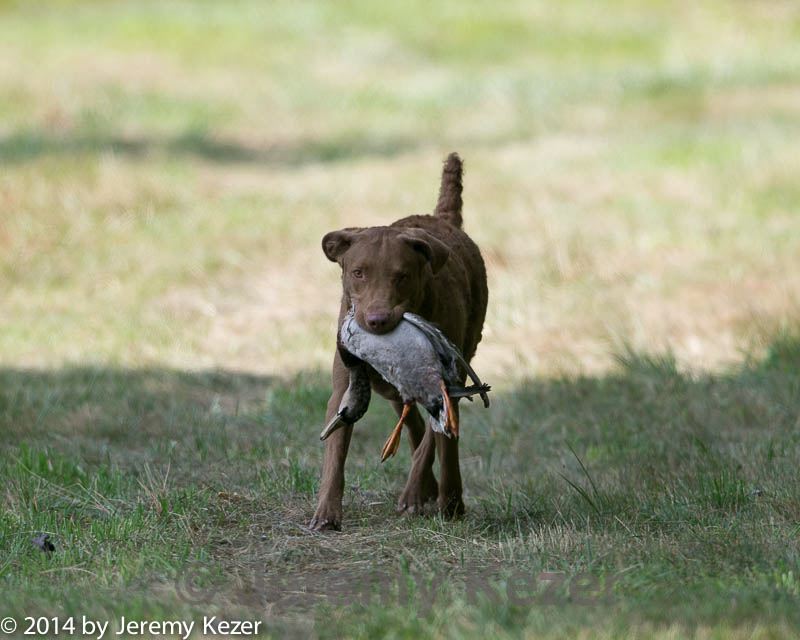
[310,352,352,531]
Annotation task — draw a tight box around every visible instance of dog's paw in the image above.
[308,504,343,532]
[396,469,438,515]
[438,493,465,519]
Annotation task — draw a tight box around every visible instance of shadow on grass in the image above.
[0,365,280,459]
[0,330,799,629]
[0,328,797,516]
[0,129,421,166]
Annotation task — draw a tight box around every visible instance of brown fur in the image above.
[310,153,488,531]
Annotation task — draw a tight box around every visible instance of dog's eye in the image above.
[352,269,364,279]
[395,272,408,283]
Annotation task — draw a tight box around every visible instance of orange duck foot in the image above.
[440,380,458,437]
[381,402,412,462]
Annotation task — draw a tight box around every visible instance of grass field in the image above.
[2,1,800,637]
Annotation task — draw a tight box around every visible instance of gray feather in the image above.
[402,313,490,408]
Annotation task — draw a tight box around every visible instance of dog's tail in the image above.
[434,152,463,228]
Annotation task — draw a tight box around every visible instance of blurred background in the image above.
[4,1,800,634]
[3,0,799,380]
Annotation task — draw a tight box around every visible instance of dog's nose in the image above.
[365,311,392,332]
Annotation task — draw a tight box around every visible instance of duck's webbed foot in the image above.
[381,402,412,462]
[440,380,459,437]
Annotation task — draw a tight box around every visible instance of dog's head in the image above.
[322,226,449,334]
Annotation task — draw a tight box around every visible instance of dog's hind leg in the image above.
[435,403,464,518]
[396,410,439,515]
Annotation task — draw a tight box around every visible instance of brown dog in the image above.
[309,153,488,531]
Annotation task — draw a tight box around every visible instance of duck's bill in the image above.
[319,411,347,441]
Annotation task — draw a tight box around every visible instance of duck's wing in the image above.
[402,313,459,365]
[402,313,490,408]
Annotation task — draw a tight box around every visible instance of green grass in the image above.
[2,0,800,637]
[2,342,800,637]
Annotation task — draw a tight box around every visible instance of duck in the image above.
[319,308,490,462]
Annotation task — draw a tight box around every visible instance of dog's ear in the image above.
[322,228,361,263]
[399,229,450,274]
